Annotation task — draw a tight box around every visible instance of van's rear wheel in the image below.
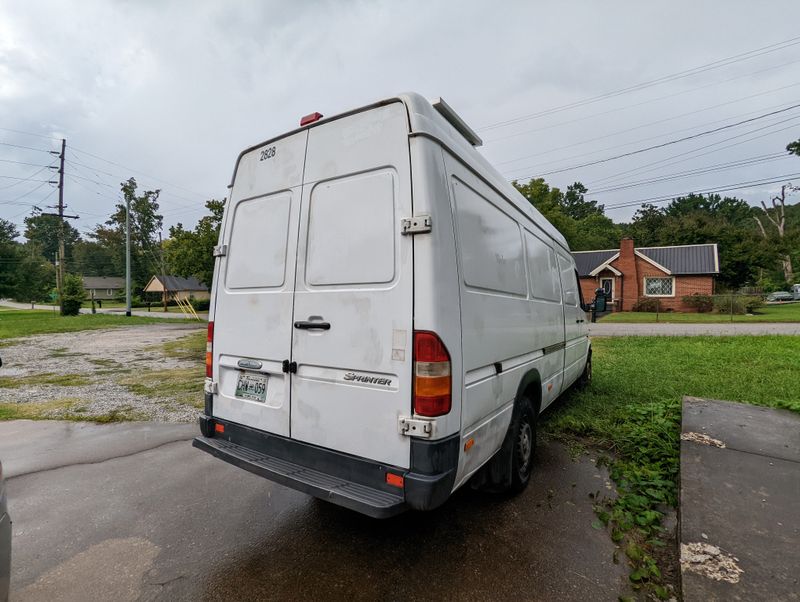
[509,402,536,493]
[577,352,592,389]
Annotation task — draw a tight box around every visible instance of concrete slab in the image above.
[680,397,800,601]
[3,420,632,601]
[683,396,800,462]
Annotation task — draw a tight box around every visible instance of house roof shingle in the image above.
[573,243,718,276]
[82,276,125,289]
[156,275,208,291]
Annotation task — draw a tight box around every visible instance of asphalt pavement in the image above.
[0,300,203,320]
[588,321,800,336]
[2,420,632,601]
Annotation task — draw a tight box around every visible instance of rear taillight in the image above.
[413,331,451,417]
[206,321,214,378]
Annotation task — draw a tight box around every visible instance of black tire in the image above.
[508,401,536,494]
[577,352,592,389]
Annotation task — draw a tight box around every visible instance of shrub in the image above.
[681,293,713,313]
[61,274,86,316]
[190,298,210,311]
[632,297,660,312]
[713,295,764,315]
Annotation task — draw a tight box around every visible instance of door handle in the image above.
[576,319,584,323]
[294,321,331,330]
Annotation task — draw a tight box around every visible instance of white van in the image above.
[193,93,592,518]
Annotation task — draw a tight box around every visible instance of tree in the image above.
[513,178,621,250]
[91,178,163,291]
[163,199,225,288]
[23,209,81,263]
[61,273,85,316]
[787,139,800,157]
[0,219,22,298]
[72,240,117,277]
[754,184,796,284]
[13,249,55,304]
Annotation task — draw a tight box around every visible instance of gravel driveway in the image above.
[0,324,205,422]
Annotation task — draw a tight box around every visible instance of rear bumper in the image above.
[194,415,458,518]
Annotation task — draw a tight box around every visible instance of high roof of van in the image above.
[395,93,569,253]
[230,92,570,253]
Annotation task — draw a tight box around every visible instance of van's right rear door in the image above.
[211,131,308,436]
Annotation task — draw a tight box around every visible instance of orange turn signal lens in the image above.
[386,473,404,488]
[214,423,225,434]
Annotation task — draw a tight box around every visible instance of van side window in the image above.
[524,231,561,302]
[557,254,579,306]
[305,170,396,286]
[225,192,292,289]
[453,178,526,297]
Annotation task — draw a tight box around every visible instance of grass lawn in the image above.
[0,308,193,340]
[541,335,800,595]
[600,302,800,323]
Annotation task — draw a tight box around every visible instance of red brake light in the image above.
[206,321,214,378]
[413,331,451,417]
[300,112,323,126]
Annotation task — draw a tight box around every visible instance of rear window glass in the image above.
[225,191,292,289]
[305,170,396,286]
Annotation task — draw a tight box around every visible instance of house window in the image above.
[644,277,674,297]
[107,289,113,295]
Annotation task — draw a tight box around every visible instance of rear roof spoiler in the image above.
[431,98,483,147]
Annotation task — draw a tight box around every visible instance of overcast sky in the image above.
[2,0,799,242]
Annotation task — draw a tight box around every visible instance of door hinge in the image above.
[213,244,228,257]
[398,416,437,439]
[401,215,432,235]
[282,360,297,374]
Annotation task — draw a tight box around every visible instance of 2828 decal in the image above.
[259,146,276,161]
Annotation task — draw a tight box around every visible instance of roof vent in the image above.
[431,98,482,147]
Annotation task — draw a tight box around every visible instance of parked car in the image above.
[0,460,10,602]
[194,93,592,518]
[792,284,800,300]
[766,291,794,302]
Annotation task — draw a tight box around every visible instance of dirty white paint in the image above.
[681,432,727,448]
[680,542,744,583]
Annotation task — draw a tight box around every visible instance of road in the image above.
[2,420,631,601]
[0,300,204,320]
[589,321,800,336]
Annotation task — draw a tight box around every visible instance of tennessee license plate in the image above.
[235,372,268,402]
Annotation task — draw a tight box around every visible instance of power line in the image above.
[0,127,60,141]
[69,146,209,198]
[590,121,800,186]
[494,91,800,171]
[589,153,789,195]
[602,172,800,212]
[0,141,55,154]
[479,35,800,131]
[0,158,53,168]
[511,103,800,180]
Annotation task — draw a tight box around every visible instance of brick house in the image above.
[572,238,719,312]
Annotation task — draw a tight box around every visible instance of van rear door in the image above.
[289,103,414,468]
[211,131,308,437]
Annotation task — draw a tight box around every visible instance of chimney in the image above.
[618,237,638,311]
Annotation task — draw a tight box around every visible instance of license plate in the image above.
[235,372,268,402]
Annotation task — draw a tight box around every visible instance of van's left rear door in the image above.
[211,131,308,437]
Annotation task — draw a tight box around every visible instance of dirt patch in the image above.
[0,324,204,422]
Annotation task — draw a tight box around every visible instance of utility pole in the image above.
[42,139,78,315]
[125,192,132,317]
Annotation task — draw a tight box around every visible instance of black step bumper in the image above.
[193,416,458,519]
